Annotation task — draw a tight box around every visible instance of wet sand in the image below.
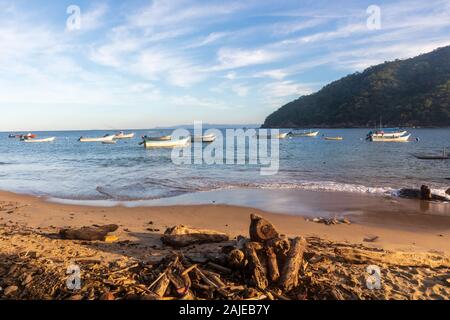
[1,189,450,300]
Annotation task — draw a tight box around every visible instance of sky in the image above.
[0,0,449,131]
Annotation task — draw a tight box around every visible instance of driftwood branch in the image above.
[161,225,229,247]
[279,237,307,291]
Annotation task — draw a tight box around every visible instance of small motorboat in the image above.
[256,132,289,139]
[79,135,115,143]
[143,137,190,149]
[114,132,135,139]
[413,148,449,160]
[368,133,410,142]
[142,135,172,141]
[368,129,408,139]
[324,137,344,141]
[290,130,319,137]
[23,137,56,143]
[139,135,172,146]
[8,134,20,138]
[19,133,37,140]
[191,134,217,143]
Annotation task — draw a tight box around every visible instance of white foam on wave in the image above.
[214,181,398,197]
[210,180,450,199]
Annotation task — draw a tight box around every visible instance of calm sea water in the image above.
[0,128,449,202]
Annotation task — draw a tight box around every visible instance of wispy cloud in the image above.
[1,0,450,129]
[214,47,284,70]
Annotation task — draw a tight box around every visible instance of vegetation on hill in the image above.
[263,46,450,128]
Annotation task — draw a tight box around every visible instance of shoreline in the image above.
[1,189,449,254]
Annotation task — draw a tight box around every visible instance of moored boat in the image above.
[142,135,172,141]
[369,133,411,142]
[191,134,217,143]
[256,132,289,139]
[290,130,319,137]
[144,137,190,148]
[367,129,407,139]
[413,148,449,160]
[19,133,37,140]
[114,132,135,139]
[23,137,56,143]
[324,137,343,141]
[79,135,115,143]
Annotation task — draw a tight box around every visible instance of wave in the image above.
[10,179,450,203]
[199,180,450,201]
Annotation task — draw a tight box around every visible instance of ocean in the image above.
[0,128,449,204]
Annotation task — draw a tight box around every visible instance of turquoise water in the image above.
[0,128,449,201]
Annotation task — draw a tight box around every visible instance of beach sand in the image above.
[0,190,449,300]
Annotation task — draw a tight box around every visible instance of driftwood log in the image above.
[279,237,307,291]
[265,247,280,282]
[244,242,268,290]
[59,224,119,241]
[161,225,229,247]
[249,214,279,242]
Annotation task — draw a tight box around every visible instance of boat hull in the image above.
[192,135,217,143]
[291,131,319,137]
[114,133,135,139]
[256,133,288,139]
[370,130,407,138]
[79,135,115,143]
[325,137,343,141]
[144,137,190,148]
[23,137,56,143]
[370,134,411,142]
[143,135,172,141]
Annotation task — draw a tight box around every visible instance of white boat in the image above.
[191,134,217,143]
[256,132,289,139]
[369,134,411,142]
[143,135,172,141]
[368,130,408,138]
[290,130,319,137]
[23,137,56,143]
[144,137,191,148]
[79,135,115,143]
[114,132,135,139]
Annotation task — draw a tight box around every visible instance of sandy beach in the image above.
[1,189,449,300]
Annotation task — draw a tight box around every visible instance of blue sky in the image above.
[0,0,449,131]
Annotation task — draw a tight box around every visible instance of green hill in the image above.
[262,46,450,128]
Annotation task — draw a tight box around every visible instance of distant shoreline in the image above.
[4,126,450,133]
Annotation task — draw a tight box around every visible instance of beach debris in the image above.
[59,224,119,241]
[104,235,119,243]
[446,188,450,196]
[249,213,279,242]
[2,214,449,301]
[310,217,351,225]
[398,185,448,202]
[3,285,18,296]
[279,237,307,291]
[129,215,310,299]
[100,292,115,300]
[363,235,379,243]
[161,225,229,247]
